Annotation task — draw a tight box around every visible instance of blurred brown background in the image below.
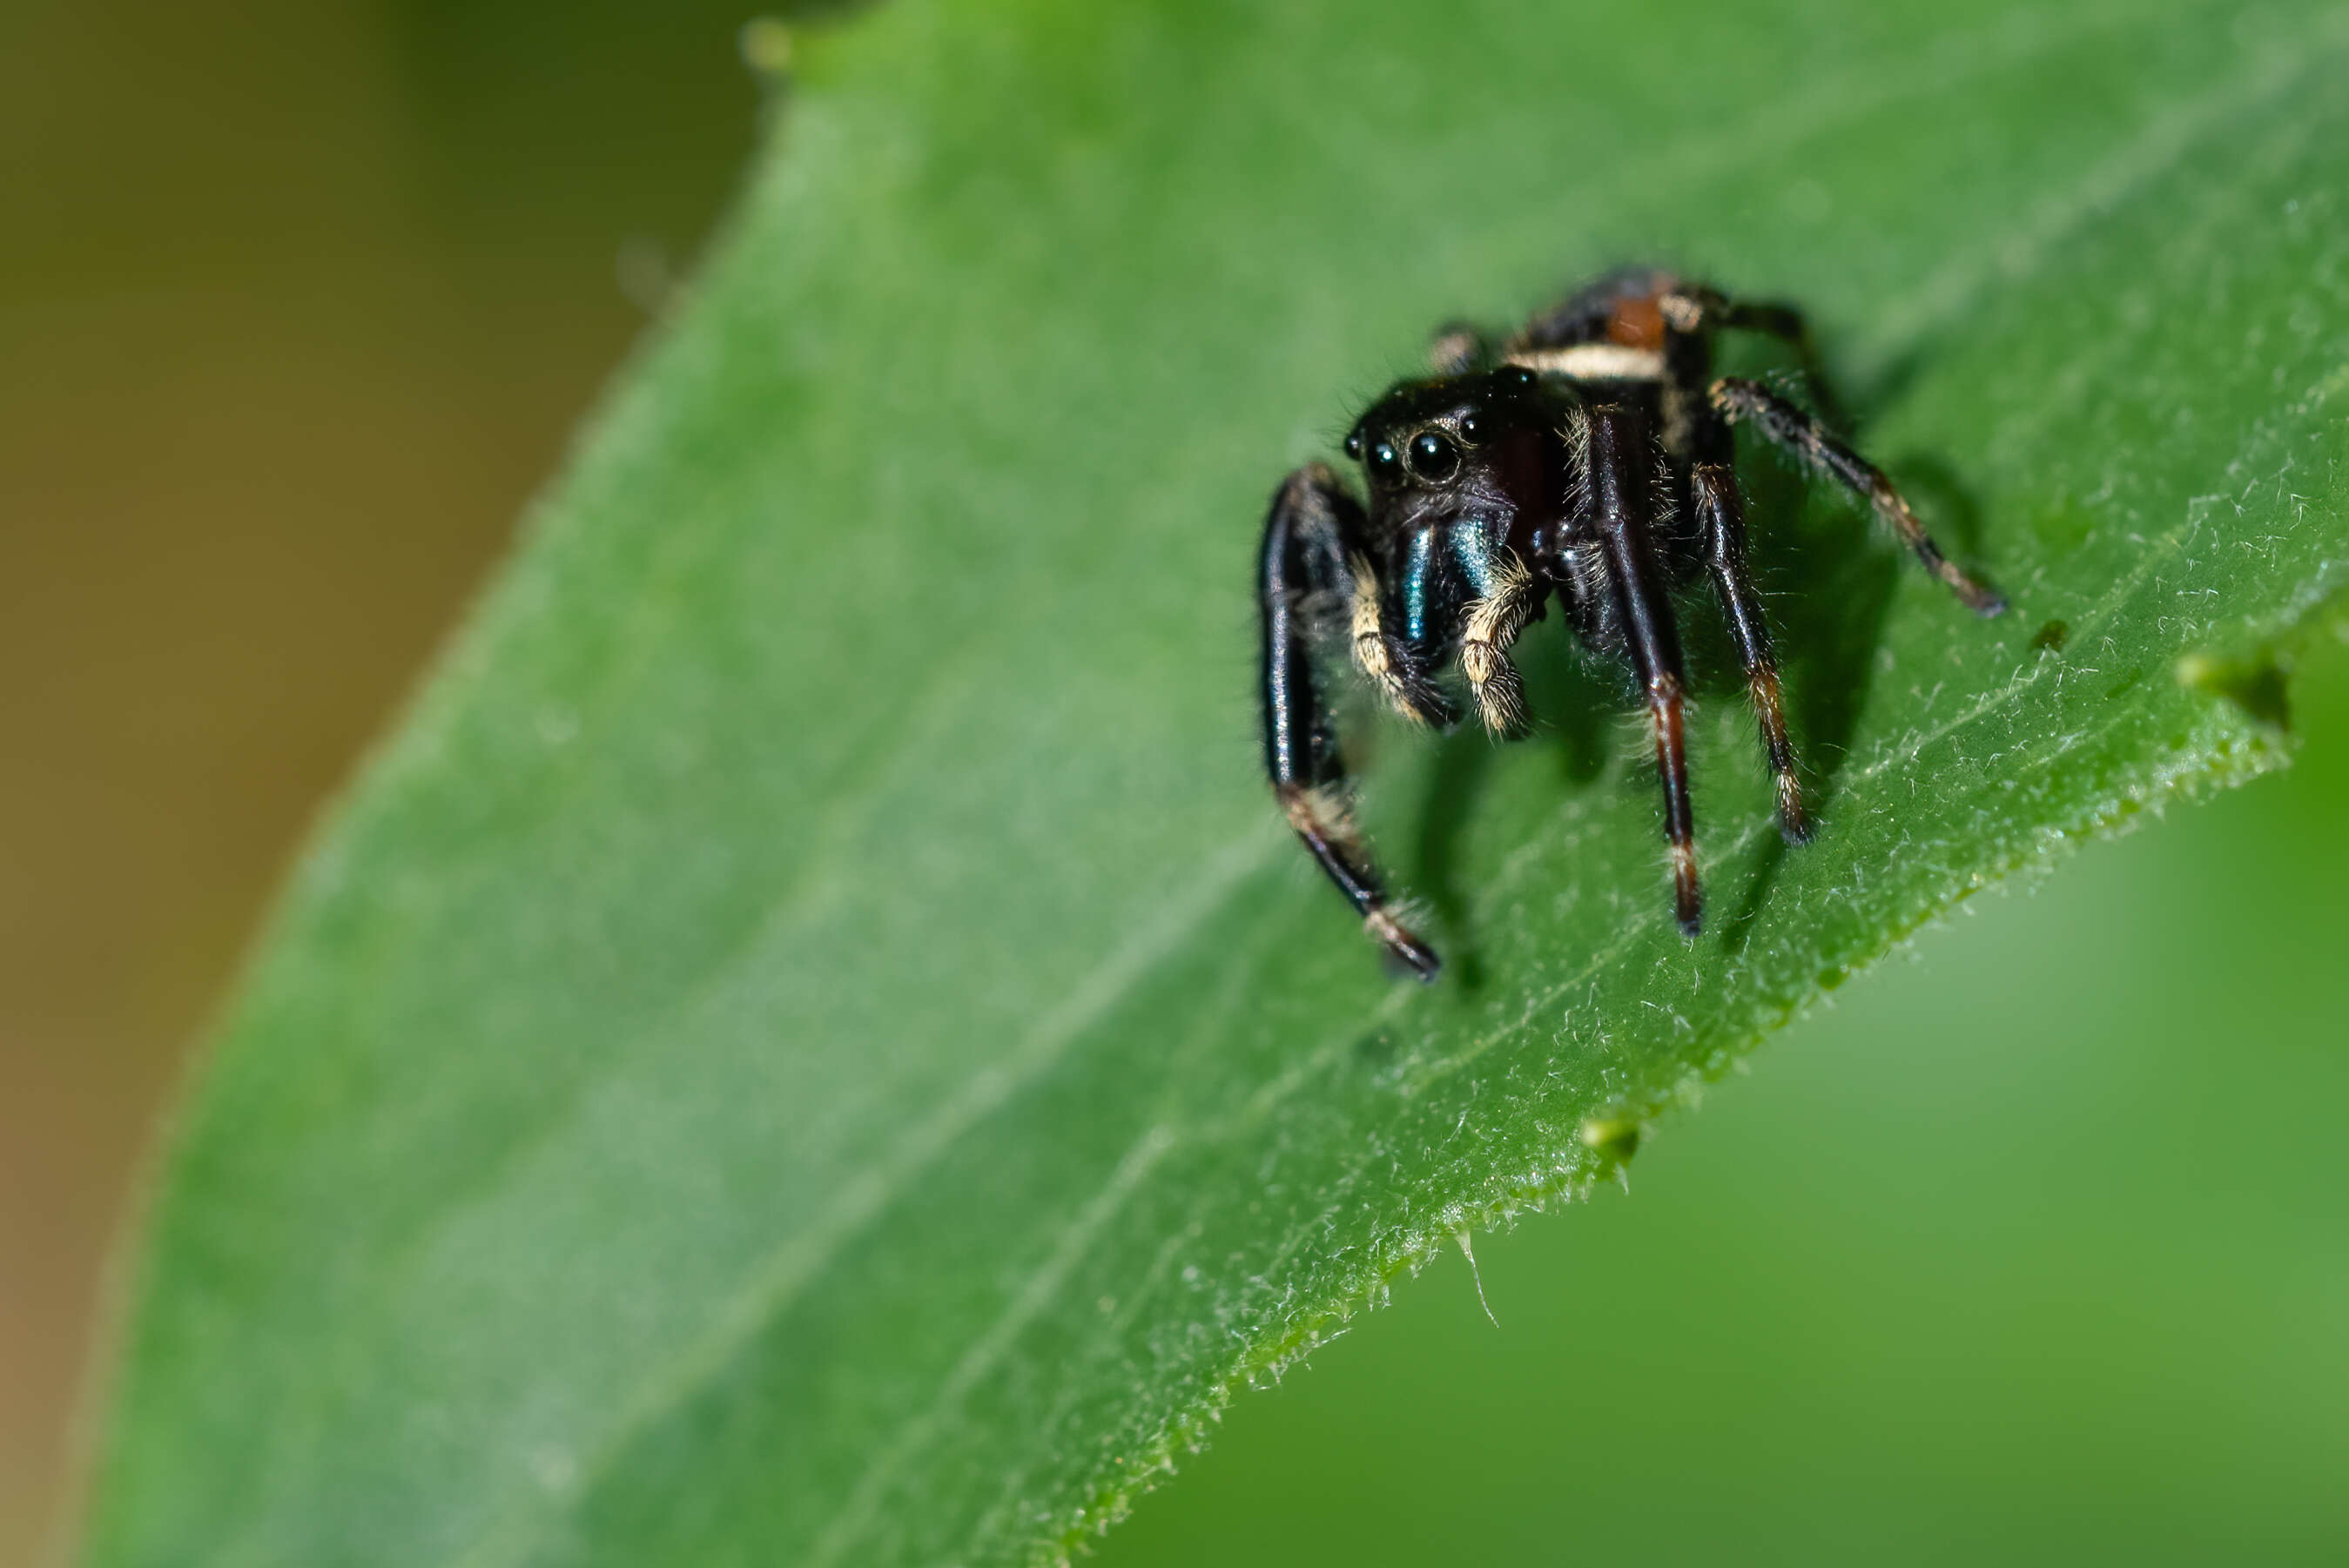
[0,3,759,1558]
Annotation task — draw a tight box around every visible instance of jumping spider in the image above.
[1258,268,2004,979]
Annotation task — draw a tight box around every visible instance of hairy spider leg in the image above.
[1450,517,1539,737]
[1645,298,1816,845]
[1258,465,1442,980]
[1582,404,1704,936]
[1712,377,2007,616]
[1663,286,1852,434]
[1692,462,1812,843]
[1518,279,1833,866]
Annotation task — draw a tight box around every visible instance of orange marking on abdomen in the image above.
[1607,293,1666,352]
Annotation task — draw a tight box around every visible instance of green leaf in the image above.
[83,2,2349,1565]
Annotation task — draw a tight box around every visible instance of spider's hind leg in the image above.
[1664,286,1851,433]
[1712,376,2006,615]
[1692,461,1811,843]
[1259,465,1443,980]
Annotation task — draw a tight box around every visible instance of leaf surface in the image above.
[84,2,2349,1565]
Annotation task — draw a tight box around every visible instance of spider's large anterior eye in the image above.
[1409,429,1460,481]
[1369,441,1403,481]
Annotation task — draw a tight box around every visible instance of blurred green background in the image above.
[2,3,2341,1566]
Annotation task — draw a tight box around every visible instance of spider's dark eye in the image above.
[1344,429,1363,460]
[1409,430,1460,481]
[1369,441,1403,481]
[1504,365,1538,387]
[1459,412,1485,442]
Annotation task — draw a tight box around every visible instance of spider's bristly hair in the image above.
[1560,404,1594,518]
[1458,550,1537,738]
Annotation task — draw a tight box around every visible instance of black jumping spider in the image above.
[1257,268,2003,979]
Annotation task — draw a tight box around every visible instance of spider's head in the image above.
[1343,365,1545,497]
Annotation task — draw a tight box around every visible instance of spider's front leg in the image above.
[1579,404,1705,936]
[1259,465,1442,980]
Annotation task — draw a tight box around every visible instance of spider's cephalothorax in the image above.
[1258,268,2005,980]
